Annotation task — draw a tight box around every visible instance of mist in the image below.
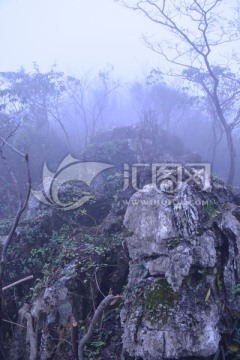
[1,1,240,359]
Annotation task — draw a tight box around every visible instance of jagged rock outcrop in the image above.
[3,125,240,359]
[121,180,240,359]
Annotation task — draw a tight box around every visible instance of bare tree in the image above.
[0,136,31,359]
[131,79,189,133]
[66,70,119,146]
[117,0,240,184]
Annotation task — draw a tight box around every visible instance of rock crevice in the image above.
[121,182,240,359]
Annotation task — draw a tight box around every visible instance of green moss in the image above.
[145,279,177,325]
[204,200,222,219]
[168,238,180,250]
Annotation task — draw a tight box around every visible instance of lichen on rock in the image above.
[121,179,240,359]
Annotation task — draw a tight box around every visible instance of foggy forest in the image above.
[0,1,240,359]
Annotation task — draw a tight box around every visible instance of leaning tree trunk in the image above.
[212,98,236,186]
[225,127,236,186]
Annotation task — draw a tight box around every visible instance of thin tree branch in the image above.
[78,294,121,360]
[0,136,25,157]
[2,276,33,291]
[0,139,31,359]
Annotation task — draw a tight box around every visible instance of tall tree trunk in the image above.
[226,128,236,185]
[0,277,8,359]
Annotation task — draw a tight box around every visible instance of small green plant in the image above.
[105,172,123,202]
[168,238,180,250]
[30,278,44,297]
[136,260,149,278]
[204,200,221,219]
[232,284,240,297]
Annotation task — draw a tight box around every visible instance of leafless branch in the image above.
[2,319,26,329]
[116,0,239,184]
[0,136,25,157]
[2,275,33,291]
[78,294,121,360]
[0,139,31,358]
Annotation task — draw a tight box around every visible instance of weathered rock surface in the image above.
[121,182,240,359]
[4,126,240,359]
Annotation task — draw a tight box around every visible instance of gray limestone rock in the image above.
[121,182,240,359]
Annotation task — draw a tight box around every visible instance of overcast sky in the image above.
[0,0,237,83]
[0,0,164,80]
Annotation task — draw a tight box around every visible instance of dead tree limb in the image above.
[2,275,33,291]
[0,136,31,359]
[78,294,121,360]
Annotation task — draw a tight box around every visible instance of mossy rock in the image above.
[144,279,177,325]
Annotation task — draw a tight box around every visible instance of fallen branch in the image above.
[2,275,33,291]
